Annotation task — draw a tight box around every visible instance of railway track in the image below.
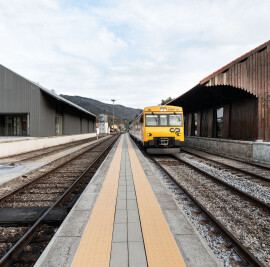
[150,155,270,267]
[176,155,270,209]
[0,134,120,267]
[182,147,270,177]
[0,135,108,164]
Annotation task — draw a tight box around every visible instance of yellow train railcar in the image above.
[129,105,184,154]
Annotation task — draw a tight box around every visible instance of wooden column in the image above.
[265,92,270,141]
[197,112,201,137]
[188,113,192,136]
[207,108,214,137]
[267,46,270,141]
[258,96,263,140]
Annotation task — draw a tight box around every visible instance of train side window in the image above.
[160,115,167,126]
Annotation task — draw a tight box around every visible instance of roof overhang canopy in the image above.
[168,84,257,114]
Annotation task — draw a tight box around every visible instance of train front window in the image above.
[160,115,167,126]
[145,115,158,126]
[169,114,182,126]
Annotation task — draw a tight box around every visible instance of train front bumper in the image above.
[144,137,181,148]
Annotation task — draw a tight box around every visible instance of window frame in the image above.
[215,107,224,138]
[168,114,183,127]
[145,114,159,127]
[144,113,183,127]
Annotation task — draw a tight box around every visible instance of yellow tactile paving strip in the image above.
[127,136,186,267]
[72,135,123,267]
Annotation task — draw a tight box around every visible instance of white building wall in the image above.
[99,122,109,133]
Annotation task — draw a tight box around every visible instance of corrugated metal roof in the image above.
[0,64,96,118]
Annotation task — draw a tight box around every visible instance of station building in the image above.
[0,64,96,137]
[98,114,109,134]
[168,40,270,164]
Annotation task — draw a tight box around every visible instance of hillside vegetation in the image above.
[61,95,142,121]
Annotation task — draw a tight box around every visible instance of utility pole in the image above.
[111,99,116,132]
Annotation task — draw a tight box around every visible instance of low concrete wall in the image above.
[253,142,270,163]
[183,136,270,166]
[0,133,97,159]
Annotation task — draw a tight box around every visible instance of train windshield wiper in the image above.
[152,112,158,123]
[174,112,181,121]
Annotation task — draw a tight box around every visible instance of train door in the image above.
[140,115,144,140]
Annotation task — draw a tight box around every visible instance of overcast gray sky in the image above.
[0,0,269,109]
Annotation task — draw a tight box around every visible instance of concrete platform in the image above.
[183,136,270,167]
[0,135,110,187]
[0,133,97,159]
[35,134,221,267]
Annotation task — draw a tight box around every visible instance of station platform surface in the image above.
[35,134,221,267]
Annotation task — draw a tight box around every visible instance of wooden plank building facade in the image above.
[168,40,270,142]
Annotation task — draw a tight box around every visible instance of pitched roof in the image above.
[200,40,270,85]
[0,64,96,118]
[167,40,270,106]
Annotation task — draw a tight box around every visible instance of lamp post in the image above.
[111,99,116,133]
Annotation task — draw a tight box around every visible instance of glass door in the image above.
[3,114,28,136]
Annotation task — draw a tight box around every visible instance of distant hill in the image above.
[61,95,142,121]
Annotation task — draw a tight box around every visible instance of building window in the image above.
[0,116,4,136]
[0,114,29,136]
[192,113,198,136]
[216,107,224,138]
[55,115,63,136]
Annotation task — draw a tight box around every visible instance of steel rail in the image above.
[0,135,108,164]
[172,155,270,212]
[150,156,266,267]
[181,147,270,171]
[0,134,120,267]
[0,135,114,203]
[181,149,270,183]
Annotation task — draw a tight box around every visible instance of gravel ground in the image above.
[152,156,270,266]
[0,136,112,197]
[182,148,270,180]
[0,135,118,264]
[0,135,109,164]
[0,226,29,257]
[146,158,242,267]
[179,153,270,205]
[0,137,117,208]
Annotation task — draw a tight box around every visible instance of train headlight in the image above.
[147,133,152,136]
[177,133,181,136]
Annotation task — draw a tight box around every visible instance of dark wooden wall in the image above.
[200,42,269,141]
[222,104,230,138]
[229,98,258,140]
[185,96,258,141]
